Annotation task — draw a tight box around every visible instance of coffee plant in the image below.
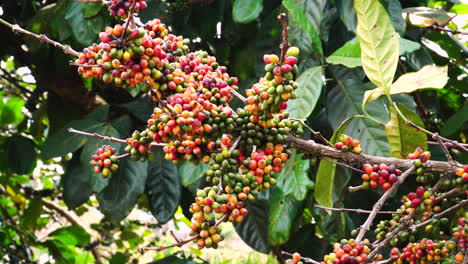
[0,0,467,263]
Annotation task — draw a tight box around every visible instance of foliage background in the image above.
[0,0,466,263]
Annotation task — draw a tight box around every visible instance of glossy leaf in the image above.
[315,116,353,208]
[6,136,37,174]
[97,159,148,221]
[178,161,209,193]
[283,0,323,55]
[276,150,312,201]
[354,0,399,93]
[64,2,105,45]
[268,188,301,246]
[146,152,181,224]
[286,66,323,119]
[232,0,263,24]
[385,103,427,158]
[62,158,93,210]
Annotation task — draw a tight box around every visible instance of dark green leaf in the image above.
[6,136,37,174]
[110,115,132,136]
[234,198,271,253]
[286,66,323,119]
[232,0,263,24]
[276,151,312,201]
[42,239,76,263]
[336,0,356,32]
[149,255,197,264]
[64,2,105,45]
[20,199,43,231]
[146,152,181,224]
[122,96,156,122]
[97,159,148,221]
[62,157,93,210]
[82,2,103,18]
[441,105,468,137]
[381,0,405,34]
[110,252,128,264]
[268,188,301,246]
[283,0,323,55]
[49,225,90,246]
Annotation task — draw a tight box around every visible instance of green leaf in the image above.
[49,225,90,246]
[79,124,122,192]
[399,38,421,55]
[97,159,148,221]
[354,0,399,93]
[403,7,452,27]
[441,105,468,137]
[0,97,25,126]
[327,79,390,157]
[178,161,209,193]
[6,136,37,174]
[276,151,312,201]
[283,0,323,55]
[122,96,155,122]
[20,199,43,231]
[234,198,271,253]
[381,0,405,35]
[110,115,132,136]
[390,65,448,94]
[149,256,197,264]
[42,239,76,263]
[336,0,357,32]
[146,152,181,224]
[82,2,103,18]
[286,66,323,119]
[385,103,427,158]
[62,158,93,210]
[268,188,301,246]
[232,0,263,24]
[326,39,361,68]
[314,117,353,208]
[64,2,105,45]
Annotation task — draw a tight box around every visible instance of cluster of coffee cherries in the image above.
[335,134,362,154]
[455,165,468,182]
[89,145,119,178]
[409,148,430,168]
[104,0,147,17]
[245,47,299,123]
[321,239,381,264]
[390,239,452,263]
[75,19,190,91]
[188,186,247,249]
[124,130,151,161]
[360,163,401,190]
[453,217,467,262]
[285,253,303,264]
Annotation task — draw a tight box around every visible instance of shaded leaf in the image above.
[232,0,263,24]
[6,136,37,174]
[355,0,399,93]
[146,152,181,224]
[97,159,148,221]
[385,103,427,158]
[286,66,323,119]
[234,198,271,253]
[178,161,209,193]
[64,2,105,45]
[62,158,93,210]
[20,199,43,231]
[149,255,197,264]
[441,105,468,137]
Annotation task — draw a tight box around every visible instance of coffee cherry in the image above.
[90,145,119,178]
[335,134,362,154]
[359,163,400,190]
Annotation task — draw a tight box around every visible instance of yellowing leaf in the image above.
[385,104,427,158]
[354,0,399,93]
[403,7,452,27]
[390,65,448,94]
[362,88,384,111]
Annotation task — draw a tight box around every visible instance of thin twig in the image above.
[277,13,290,64]
[229,87,246,102]
[68,128,128,144]
[435,188,464,204]
[120,1,138,43]
[314,204,399,214]
[0,18,80,57]
[140,213,230,251]
[169,231,181,243]
[290,119,333,147]
[116,153,131,159]
[229,137,241,152]
[463,248,468,264]
[410,199,468,231]
[348,185,363,192]
[282,251,320,264]
[428,25,468,35]
[433,133,454,164]
[355,166,416,243]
